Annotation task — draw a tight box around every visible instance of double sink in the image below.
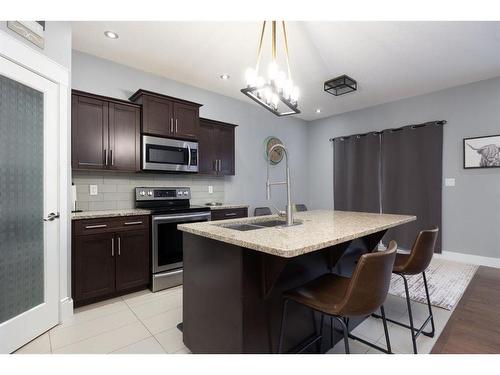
[218,219,302,231]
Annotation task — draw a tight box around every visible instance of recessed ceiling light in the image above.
[104,31,119,39]
[315,108,321,114]
[220,74,230,80]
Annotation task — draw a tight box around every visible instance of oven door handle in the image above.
[187,144,192,166]
[152,212,211,223]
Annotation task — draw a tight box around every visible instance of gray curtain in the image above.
[334,132,381,213]
[381,123,443,252]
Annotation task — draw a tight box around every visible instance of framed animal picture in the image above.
[463,134,500,169]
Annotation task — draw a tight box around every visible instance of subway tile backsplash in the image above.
[73,171,225,211]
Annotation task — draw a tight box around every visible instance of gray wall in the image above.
[0,22,72,69]
[307,76,500,259]
[71,51,309,214]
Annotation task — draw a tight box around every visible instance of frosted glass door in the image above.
[0,56,59,353]
[0,74,44,323]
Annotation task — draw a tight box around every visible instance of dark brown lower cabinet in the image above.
[72,216,150,307]
[115,229,150,292]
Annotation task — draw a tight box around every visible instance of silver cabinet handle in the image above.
[225,212,237,217]
[110,149,114,166]
[124,221,143,226]
[84,224,107,229]
[43,212,60,221]
[104,149,108,166]
[111,237,114,257]
[175,119,178,133]
[170,118,174,133]
[118,236,121,256]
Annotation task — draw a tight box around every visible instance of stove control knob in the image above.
[184,191,189,196]
[147,191,153,196]
[139,190,146,196]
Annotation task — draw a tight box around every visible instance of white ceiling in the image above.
[72,21,500,121]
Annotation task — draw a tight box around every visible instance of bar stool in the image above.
[372,228,439,354]
[278,241,398,354]
[254,207,272,216]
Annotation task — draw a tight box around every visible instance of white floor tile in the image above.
[129,292,183,321]
[54,321,150,354]
[326,339,369,354]
[55,298,130,330]
[111,337,166,354]
[351,316,389,343]
[50,308,138,349]
[154,326,185,353]
[174,346,191,354]
[141,306,182,334]
[14,332,51,354]
[123,286,182,308]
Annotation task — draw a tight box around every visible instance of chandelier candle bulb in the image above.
[240,21,301,116]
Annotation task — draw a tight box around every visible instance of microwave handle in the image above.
[187,144,191,166]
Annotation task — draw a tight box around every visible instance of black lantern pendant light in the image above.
[241,21,300,116]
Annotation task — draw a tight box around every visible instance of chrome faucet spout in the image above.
[266,143,294,226]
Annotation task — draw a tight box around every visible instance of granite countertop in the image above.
[72,209,152,220]
[207,204,249,210]
[178,210,416,258]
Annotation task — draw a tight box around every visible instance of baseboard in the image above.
[436,251,500,269]
[59,297,74,322]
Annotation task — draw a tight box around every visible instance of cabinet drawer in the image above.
[73,215,150,235]
[210,208,248,221]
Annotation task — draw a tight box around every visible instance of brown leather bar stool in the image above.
[372,228,439,354]
[278,241,398,354]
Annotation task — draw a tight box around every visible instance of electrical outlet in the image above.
[89,185,98,196]
[445,178,455,187]
[208,185,213,194]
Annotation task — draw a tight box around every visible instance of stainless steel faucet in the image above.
[266,143,293,226]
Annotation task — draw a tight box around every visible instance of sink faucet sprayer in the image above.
[266,143,294,226]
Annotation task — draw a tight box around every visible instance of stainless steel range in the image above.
[135,187,211,292]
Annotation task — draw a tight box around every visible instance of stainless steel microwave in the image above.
[142,135,198,172]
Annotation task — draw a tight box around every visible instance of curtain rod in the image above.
[329,120,447,142]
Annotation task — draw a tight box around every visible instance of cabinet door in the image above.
[72,95,109,170]
[109,103,140,171]
[198,120,216,175]
[215,124,235,175]
[173,102,199,140]
[115,230,150,292]
[142,95,173,137]
[73,232,116,304]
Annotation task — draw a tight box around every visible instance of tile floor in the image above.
[15,288,451,354]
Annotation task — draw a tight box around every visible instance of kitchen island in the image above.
[178,210,415,354]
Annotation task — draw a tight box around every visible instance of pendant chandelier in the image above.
[241,21,300,116]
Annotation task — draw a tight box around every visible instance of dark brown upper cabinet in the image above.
[72,90,141,172]
[129,89,202,141]
[198,118,237,176]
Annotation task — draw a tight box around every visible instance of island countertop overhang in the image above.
[178,210,416,258]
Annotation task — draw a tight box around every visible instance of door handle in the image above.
[104,149,108,166]
[110,149,114,166]
[170,118,174,133]
[43,212,60,221]
[118,236,121,256]
[175,119,178,133]
[187,145,191,166]
[111,237,115,257]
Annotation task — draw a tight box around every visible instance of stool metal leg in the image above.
[380,305,392,353]
[402,274,418,354]
[331,316,350,354]
[422,271,435,337]
[277,299,289,353]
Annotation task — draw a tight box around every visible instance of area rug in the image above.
[388,257,478,310]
